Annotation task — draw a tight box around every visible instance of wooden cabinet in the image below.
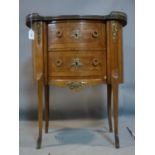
[26,11,127,149]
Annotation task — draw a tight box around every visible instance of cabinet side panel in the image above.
[43,23,48,84]
[106,22,111,83]
[32,22,44,81]
[118,25,123,83]
[106,21,124,83]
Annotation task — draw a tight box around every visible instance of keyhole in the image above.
[75,33,78,38]
[71,58,82,68]
[72,29,81,39]
[75,61,78,66]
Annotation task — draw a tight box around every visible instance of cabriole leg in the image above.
[112,83,120,148]
[45,85,49,133]
[107,84,113,132]
[37,78,43,149]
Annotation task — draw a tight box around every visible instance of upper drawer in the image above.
[48,21,106,51]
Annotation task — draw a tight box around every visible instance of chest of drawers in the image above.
[26,11,127,149]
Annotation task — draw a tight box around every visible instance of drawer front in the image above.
[48,51,106,77]
[48,21,106,51]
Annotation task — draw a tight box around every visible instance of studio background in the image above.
[19,0,135,120]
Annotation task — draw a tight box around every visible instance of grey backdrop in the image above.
[19,0,135,120]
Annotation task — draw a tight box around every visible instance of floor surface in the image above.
[19,116,135,155]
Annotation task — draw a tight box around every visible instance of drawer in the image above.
[48,21,106,51]
[48,51,106,77]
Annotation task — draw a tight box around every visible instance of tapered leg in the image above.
[37,79,43,149]
[112,83,120,148]
[107,84,113,132]
[45,85,49,133]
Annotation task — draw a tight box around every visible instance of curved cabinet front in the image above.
[48,51,106,78]
[48,21,106,51]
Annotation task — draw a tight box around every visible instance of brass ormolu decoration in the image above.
[36,23,41,45]
[71,29,81,39]
[111,21,118,40]
[71,58,82,69]
[66,81,87,91]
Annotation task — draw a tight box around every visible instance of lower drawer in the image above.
[48,51,106,77]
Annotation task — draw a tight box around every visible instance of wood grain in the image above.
[48,51,106,77]
[37,77,43,149]
[48,21,106,51]
[106,21,123,83]
[43,23,48,84]
[44,85,49,133]
[32,22,44,81]
[107,84,113,132]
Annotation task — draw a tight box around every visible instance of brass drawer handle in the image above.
[92,58,100,66]
[92,31,99,38]
[56,31,63,38]
[55,59,63,67]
